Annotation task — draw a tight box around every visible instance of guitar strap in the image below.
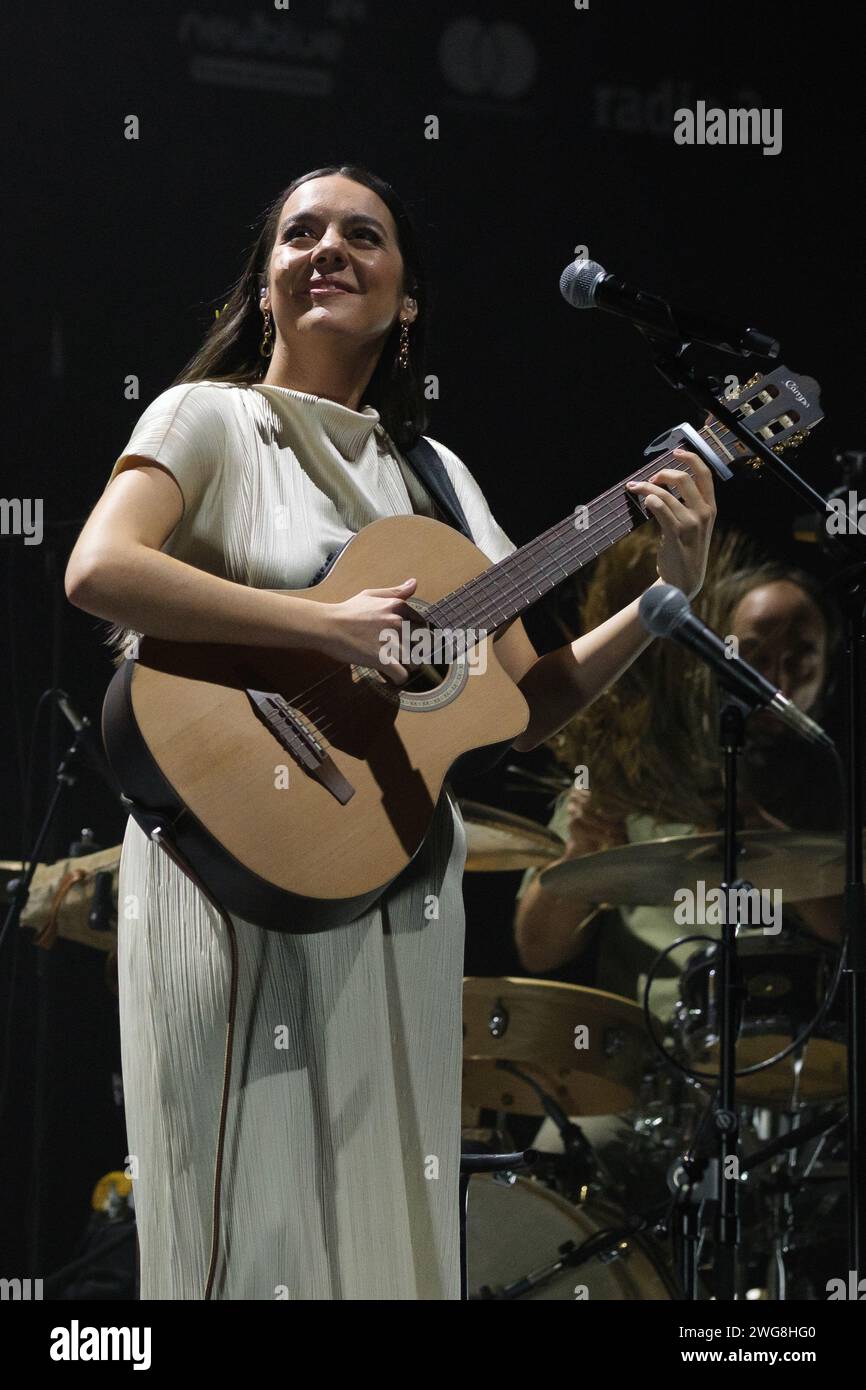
[400,436,475,543]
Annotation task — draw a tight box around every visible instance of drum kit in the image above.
[5,808,850,1301]
[460,800,850,1301]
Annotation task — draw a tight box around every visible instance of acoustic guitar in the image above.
[102,367,822,931]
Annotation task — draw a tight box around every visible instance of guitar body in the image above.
[101,366,824,934]
[102,515,533,933]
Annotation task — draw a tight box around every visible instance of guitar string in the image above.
[278,441,713,744]
[278,407,772,741]
[283,435,716,735]
[262,390,784,734]
[282,428,748,744]
[283,449,687,734]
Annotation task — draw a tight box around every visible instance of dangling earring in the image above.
[259,308,274,359]
[398,318,410,370]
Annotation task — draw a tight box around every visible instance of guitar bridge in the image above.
[245,687,355,805]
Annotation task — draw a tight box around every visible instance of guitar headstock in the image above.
[708,367,823,470]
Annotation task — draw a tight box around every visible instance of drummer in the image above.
[513,527,844,1025]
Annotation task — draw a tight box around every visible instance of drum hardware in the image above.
[494,1058,598,1202]
[516,1150,592,1203]
[641,933,718,1087]
[672,934,847,1104]
[470,1219,648,1300]
[736,1104,849,1300]
[740,1104,847,1174]
[650,934,845,1301]
[488,1000,508,1038]
[665,1083,723,1300]
[459,1147,537,1301]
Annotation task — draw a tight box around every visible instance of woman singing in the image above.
[65,164,716,1299]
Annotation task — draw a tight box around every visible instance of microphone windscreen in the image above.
[559,257,606,308]
[638,583,690,637]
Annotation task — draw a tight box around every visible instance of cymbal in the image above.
[459,801,565,872]
[463,976,654,1116]
[539,830,848,907]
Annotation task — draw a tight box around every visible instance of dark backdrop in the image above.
[3,0,863,1279]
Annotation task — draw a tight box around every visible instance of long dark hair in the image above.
[175,164,431,449]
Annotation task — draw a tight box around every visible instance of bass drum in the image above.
[467,1174,678,1300]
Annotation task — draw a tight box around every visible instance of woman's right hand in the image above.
[315,578,419,684]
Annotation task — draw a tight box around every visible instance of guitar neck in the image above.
[426,419,741,637]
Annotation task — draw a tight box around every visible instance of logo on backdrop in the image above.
[177,3,368,95]
[594,80,765,141]
[437,18,537,100]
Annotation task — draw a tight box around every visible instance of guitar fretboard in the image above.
[425,420,744,636]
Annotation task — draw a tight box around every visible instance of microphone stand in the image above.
[0,721,90,957]
[671,694,750,1300]
[638,328,866,1290]
[714,697,748,1300]
[833,561,866,1278]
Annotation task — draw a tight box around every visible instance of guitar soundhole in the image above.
[354,652,451,693]
[403,625,453,694]
[356,603,476,712]
[406,664,450,694]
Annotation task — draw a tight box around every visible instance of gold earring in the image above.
[399,318,410,370]
[259,309,274,358]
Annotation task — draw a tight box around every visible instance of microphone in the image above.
[638,584,835,751]
[55,690,124,800]
[559,257,779,359]
[56,689,90,734]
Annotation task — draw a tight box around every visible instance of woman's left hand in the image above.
[626,448,717,599]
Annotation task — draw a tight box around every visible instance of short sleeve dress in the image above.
[109,380,517,1300]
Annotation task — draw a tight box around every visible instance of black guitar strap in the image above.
[401,436,475,543]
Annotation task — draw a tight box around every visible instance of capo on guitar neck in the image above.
[643,421,734,481]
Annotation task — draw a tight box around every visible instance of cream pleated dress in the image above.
[108,380,517,1300]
